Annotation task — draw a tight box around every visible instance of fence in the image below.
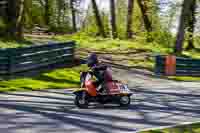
[0,41,75,74]
[155,55,200,76]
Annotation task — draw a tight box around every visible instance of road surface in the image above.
[0,68,200,133]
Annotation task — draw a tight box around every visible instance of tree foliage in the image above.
[0,0,199,54]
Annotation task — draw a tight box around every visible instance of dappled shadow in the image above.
[2,85,200,132]
[106,61,153,74]
[0,90,137,133]
[105,61,195,82]
[78,58,155,78]
[133,86,200,120]
[0,60,81,91]
[1,61,79,81]
[35,75,80,85]
[185,48,200,54]
[77,48,150,55]
[0,37,33,45]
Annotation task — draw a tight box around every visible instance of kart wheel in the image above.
[98,98,107,104]
[74,92,88,108]
[119,96,130,106]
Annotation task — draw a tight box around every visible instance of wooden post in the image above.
[165,55,176,76]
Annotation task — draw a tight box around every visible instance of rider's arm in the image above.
[92,65,107,71]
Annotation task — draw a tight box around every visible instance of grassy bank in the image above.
[0,34,199,92]
[0,38,34,48]
[53,34,171,71]
[0,65,88,92]
[140,122,200,133]
[53,34,200,82]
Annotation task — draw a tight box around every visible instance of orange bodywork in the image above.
[85,80,97,96]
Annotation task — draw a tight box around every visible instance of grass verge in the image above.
[0,34,199,93]
[0,65,88,92]
[167,76,200,82]
[53,34,200,81]
[0,38,34,48]
[140,122,200,133]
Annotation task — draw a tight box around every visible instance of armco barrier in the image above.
[0,41,75,74]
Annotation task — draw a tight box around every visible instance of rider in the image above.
[87,53,108,93]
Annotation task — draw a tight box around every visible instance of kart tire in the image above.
[119,96,131,107]
[98,98,107,104]
[74,92,88,108]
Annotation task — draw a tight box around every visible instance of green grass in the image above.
[53,33,200,59]
[0,38,34,48]
[53,33,173,71]
[53,33,173,54]
[0,65,88,92]
[167,76,200,82]
[140,123,200,133]
[0,33,199,92]
[53,34,200,82]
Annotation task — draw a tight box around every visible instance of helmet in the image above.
[87,53,98,67]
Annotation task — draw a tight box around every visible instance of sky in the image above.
[80,0,110,11]
[79,0,200,35]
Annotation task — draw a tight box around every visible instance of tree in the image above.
[6,0,17,37]
[44,0,51,25]
[137,0,152,33]
[70,0,77,32]
[6,0,25,39]
[110,0,117,38]
[57,0,62,25]
[116,0,127,39]
[186,0,196,50]
[16,0,25,38]
[91,0,106,37]
[174,0,194,54]
[0,0,7,18]
[126,0,134,38]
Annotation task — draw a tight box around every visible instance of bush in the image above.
[48,25,73,34]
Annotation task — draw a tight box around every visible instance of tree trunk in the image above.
[6,0,18,38]
[70,0,77,32]
[57,0,62,25]
[6,0,25,39]
[110,0,117,38]
[0,0,7,18]
[126,0,134,39]
[16,0,25,39]
[91,0,106,37]
[137,0,152,33]
[44,0,50,25]
[174,0,193,54]
[186,0,196,50]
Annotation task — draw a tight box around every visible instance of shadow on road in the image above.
[1,86,200,133]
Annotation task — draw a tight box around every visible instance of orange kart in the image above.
[73,69,133,108]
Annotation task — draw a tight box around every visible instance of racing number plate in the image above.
[120,85,131,93]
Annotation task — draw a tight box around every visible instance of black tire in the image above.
[98,98,107,104]
[74,92,89,108]
[119,96,131,107]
